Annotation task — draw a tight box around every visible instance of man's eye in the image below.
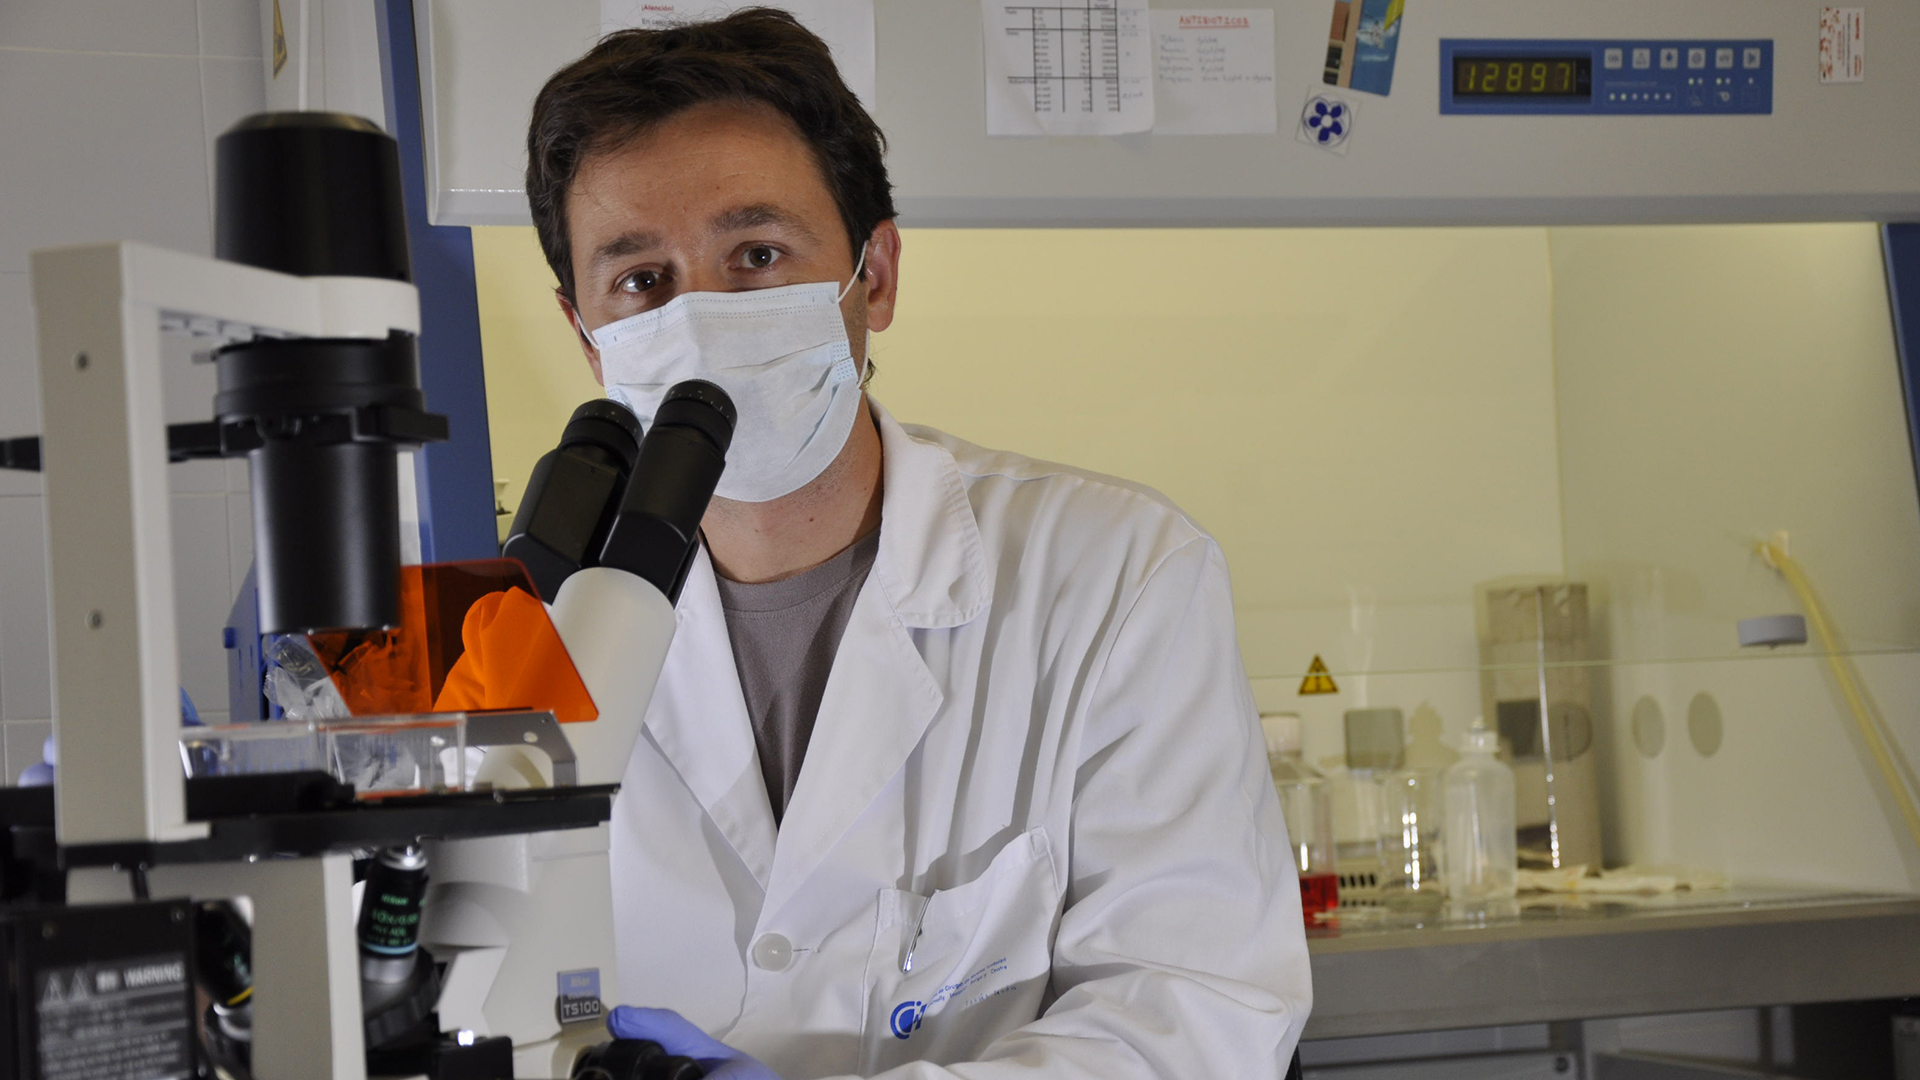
[743,246,779,269]
[618,269,662,294]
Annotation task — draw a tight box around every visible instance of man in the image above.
[526,10,1310,1078]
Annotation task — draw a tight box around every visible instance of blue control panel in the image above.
[1440,39,1773,116]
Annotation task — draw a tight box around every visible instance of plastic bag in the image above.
[262,635,351,720]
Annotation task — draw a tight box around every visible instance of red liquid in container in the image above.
[1299,873,1340,919]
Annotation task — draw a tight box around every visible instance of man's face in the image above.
[561,99,899,384]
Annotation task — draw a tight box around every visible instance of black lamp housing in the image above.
[212,112,446,635]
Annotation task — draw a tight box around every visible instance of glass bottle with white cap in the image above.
[1443,717,1519,903]
[1262,712,1339,920]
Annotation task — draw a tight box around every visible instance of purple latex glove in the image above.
[607,1007,782,1080]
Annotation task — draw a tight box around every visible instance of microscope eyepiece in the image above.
[506,383,733,605]
[574,1038,704,1080]
[652,379,737,454]
[598,381,736,604]
[503,400,645,601]
[558,399,644,469]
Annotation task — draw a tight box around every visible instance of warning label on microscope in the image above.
[35,953,192,1080]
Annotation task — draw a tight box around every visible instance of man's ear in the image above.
[861,220,903,334]
[557,288,605,386]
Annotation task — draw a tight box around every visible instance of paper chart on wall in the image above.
[600,0,877,109]
[1151,9,1276,135]
[982,0,1154,136]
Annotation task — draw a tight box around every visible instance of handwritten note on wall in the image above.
[1151,9,1276,135]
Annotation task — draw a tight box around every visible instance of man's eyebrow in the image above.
[588,230,662,272]
[710,203,819,242]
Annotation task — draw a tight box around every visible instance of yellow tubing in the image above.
[1760,537,1920,855]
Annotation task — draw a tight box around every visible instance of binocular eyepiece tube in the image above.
[505,380,736,604]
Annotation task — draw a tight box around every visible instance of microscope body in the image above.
[6,105,728,1080]
[423,568,678,1079]
[423,383,734,1077]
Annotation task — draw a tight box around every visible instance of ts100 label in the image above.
[556,968,605,1025]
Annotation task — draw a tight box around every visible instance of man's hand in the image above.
[607,1007,783,1080]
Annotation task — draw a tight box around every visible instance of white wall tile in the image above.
[0,496,51,722]
[0,51,211,273]
[0,469,44,508]
[225,489,253,595]
[3,719,52,786]
[0,0,200,57]
[172,492,233,716]
[170,459,230,496]
[197,0,263,58]
[0,274,37,436]
[0,272,42,498]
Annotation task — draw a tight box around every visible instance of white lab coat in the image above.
[610,401,1311,1079]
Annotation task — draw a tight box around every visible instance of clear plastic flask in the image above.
[1442,718,1519,903]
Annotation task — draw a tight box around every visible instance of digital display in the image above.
[1453,56,1591,99]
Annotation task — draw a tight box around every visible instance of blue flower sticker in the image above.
[1303,96,1349,145]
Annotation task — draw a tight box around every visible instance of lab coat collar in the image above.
[641,399,991,906]
[641,395,990,899]
[646,549,780,888]
[865,398,993,630]
[753,399,992,916]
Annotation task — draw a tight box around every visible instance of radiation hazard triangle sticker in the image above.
[1298,655,1338,696]
[272,0,288,78]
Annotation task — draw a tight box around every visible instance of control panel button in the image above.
[1688,47,1707,69]
[1603,47,1623,70]
[1632,47,1651,69]
[1743,46,1763,69]
[1715,47,1735,69]
[1660,47,1679,69]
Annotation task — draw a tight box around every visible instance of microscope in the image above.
[0,111,727,1080]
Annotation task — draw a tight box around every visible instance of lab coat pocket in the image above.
[862,828,1060,1074]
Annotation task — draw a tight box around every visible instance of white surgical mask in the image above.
[580,249,868,503]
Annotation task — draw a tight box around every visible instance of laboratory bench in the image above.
[1302,886,1920,1040]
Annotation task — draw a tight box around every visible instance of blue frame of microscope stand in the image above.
[1886,224,1920,523]
[376,0,497,565]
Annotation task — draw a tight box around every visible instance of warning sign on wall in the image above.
[272,0,288,78]
[1298,655,1339,696]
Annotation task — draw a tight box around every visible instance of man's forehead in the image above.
[575,100,820,192]
[583,201,821,270]
[568,103,835,248]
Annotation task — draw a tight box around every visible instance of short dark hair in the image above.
[526,8,894,302]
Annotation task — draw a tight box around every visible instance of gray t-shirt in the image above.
[715,529,880,823]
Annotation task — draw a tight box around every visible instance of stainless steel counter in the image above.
[1303,887,1920,1039]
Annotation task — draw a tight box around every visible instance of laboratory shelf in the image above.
[1303,886,1920,1039]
